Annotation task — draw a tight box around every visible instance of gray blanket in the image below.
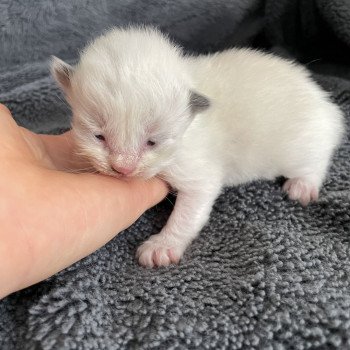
[0,1,349,349]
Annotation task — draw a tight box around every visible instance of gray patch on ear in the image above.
[189,91,210,114]
[51,56,74,91]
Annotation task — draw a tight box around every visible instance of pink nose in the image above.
[111,166,134,175]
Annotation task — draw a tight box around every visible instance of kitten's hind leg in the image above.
[282,161,328,206]
[282,176,320,206]
[281,138,338,206]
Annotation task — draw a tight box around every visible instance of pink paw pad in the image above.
[153,248,180,267]
[283,177,319,206]
[136,238,182,268]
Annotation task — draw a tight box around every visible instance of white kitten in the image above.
[51,27,344,268]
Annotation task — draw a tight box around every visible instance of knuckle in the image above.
[0,104,11,116]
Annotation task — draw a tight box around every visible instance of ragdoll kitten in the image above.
[51,27,344,268]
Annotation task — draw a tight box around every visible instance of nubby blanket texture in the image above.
[0,1,349,349]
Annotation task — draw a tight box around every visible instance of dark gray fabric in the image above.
[0,1,349,349]
[263,0,350,68]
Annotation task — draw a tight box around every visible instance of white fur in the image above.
[52,27,344,268]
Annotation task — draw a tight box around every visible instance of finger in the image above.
[67,174,169,231]
[119,177,170,220]
[0,104,38,159]
[56,173,169,253]
[39,131,91,171]
[0,105,74,167]
[0,104,23,135]
[0,103,12,118]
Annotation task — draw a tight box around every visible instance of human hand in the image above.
[0,104,168,298]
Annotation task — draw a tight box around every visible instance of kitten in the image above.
[51,27,344,268]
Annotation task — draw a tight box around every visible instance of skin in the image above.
[0,104,168,299]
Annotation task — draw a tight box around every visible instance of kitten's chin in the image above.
[131,171,153,181]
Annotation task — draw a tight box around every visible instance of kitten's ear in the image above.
[51,56,74,91]
[189,90,210,115]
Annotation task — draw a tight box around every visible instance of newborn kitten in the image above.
[51,27,344,268]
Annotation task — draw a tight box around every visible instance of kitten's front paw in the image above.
[136,233,186,268]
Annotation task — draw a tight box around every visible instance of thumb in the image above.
[9,172,168,295]
[123,177,170,216]
[62,172,169,235]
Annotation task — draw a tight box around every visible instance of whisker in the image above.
[305,58,322,66]
[155,174,177,197]
[53,91,70,109]
[164,196,175,207]
[62,166,99,174]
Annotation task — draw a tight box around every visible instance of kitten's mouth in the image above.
[103,167,141,179]
[92,163,149,180]
[92,164,123,178]
[111,168,126,176]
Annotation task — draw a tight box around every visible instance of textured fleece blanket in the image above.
[0,1,349,349]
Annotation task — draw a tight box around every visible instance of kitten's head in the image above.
[51,27,210,178]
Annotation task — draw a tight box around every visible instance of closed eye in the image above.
[95,134,105,141]
[147,140,156,146]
